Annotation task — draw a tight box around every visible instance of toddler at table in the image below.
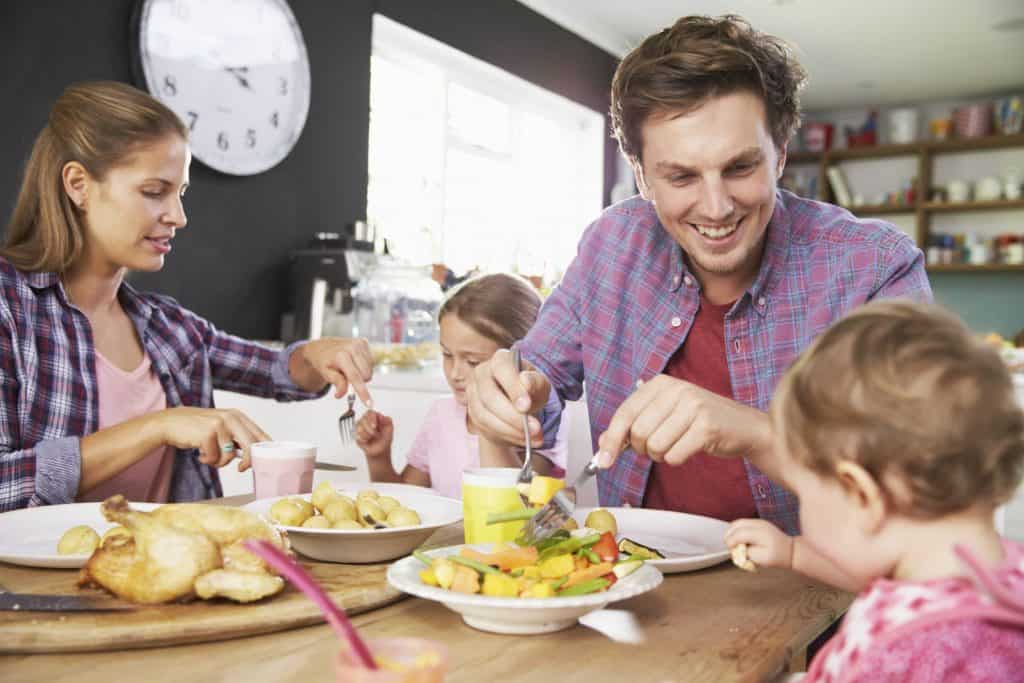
[725,300,1024,682]
[355,273,567,498]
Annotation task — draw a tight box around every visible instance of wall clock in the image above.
[131,0,311,176]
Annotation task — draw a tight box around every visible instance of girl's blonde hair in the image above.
[2,81,187,273]
[774,300,1024,517]
[438,273,541,348]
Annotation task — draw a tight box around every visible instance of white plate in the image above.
[0,501,160,569]
[243,486,462,564]
[387,543,663,634]
[574,507,730,574]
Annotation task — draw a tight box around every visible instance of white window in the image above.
[367,14,605,282]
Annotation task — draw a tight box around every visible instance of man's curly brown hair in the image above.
[610,14,806,163]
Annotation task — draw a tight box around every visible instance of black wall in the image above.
[2,1,619,339]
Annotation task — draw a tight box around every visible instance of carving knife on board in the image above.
[0,584,135,612]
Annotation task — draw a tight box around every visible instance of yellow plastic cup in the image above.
[462,468,527,544]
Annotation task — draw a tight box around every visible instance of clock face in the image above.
[134,0,311,175]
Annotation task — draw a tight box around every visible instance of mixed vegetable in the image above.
[414,529,644,598]
[415,500,663,599]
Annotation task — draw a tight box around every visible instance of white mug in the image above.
[947,180,971,203]
[976,176,1002,202]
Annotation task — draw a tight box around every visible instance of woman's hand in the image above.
[725,518,795,571]
[157,407,271,472]
[292,337,374,404]
[595,375,775,474]
[355,410,394,459]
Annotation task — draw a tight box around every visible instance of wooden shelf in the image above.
[785,151,822,164]
[827,142,922,161]
[849,203,917,215]
[922,199,1024,212]
[927,132,1024,154]
[926,264,1024,273]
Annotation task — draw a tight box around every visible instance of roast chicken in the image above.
[80,495,290,604]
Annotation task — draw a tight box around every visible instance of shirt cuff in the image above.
[275,341,330,399]
[537,385,563,451]
[34,436,82,505]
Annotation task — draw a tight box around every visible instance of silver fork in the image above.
[512,348,533,497]
[338,390,357,444]
[516,453,601,545]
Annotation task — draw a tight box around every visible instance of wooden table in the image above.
[0,499,851,682]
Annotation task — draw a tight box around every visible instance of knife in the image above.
[0,591,136,612]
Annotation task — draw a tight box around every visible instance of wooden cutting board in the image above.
[0,524,463,654]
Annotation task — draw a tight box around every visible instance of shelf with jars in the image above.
[783,132,1024,273]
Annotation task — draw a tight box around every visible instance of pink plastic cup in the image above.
[336,638,448,682]
[250,441,316,499]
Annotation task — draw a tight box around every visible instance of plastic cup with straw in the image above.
[244,540,448,682]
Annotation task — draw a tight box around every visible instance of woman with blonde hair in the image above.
[0,81,373,511]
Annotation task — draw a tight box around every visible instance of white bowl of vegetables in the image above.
[386,529,663,634]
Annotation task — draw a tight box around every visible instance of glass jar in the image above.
[353,261,443,367]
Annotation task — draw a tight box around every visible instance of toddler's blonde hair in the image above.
[773,300,1024,517]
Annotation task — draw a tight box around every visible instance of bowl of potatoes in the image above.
[243,483,463,563]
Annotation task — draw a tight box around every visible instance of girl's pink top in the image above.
[405,396,568,499]
[78,352,173,503]
[805,539,1024,682]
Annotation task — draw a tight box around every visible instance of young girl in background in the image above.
[725,300,1024,682]
[355,273,568,498]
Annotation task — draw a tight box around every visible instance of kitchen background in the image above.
[2,2,1023,531]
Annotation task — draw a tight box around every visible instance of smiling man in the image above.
[466,15,931,533]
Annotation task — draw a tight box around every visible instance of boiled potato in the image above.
[322,497,357,524]
[357,498,386,526]
[301,516,331,529]
[562,518,579,531]
[377,495,401,515]
[584,508,618,536]
[57,525,100,555]
[101,525,132,547]
[289,497,315,520]
[311,481,339,513]
[356,488,379,501]
[386,507,421,528]
[332,519,364,530]
[270,498,310,526]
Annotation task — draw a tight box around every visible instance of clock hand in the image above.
[224,66,252,90]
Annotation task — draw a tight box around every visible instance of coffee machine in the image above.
[282,224,378,343]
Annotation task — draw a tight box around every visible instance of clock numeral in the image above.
[217,132,229,151]
[162,75,178,97]
[185,111,198,132]
[270,111,279,128]
[279,78,288,96]
[245,129,257,148]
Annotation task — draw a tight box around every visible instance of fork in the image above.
[512,347,534,496]
[516,453,601,545]
[337,390,357,444]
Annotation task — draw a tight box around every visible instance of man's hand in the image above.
[465,348,551,447]
[595,375,772,469]
[725,518,795,572]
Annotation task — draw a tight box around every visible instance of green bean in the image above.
[450,555,501,575]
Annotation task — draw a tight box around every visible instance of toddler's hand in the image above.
[725,518,794,571]
[355,410,393,459]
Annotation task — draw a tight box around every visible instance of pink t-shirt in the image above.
[805,539,1024,682]
[78,352,173,503]
[405,396,569,499]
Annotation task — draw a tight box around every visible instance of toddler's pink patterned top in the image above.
[805,539,1024,682]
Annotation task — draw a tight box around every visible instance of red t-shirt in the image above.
[642,296,758,521]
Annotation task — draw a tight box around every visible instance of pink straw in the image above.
[244,539,378,670]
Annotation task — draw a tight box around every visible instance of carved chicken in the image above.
[80,495,290,604]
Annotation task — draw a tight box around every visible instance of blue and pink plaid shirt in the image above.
[520,190,932,534]
[0,259,322,512]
